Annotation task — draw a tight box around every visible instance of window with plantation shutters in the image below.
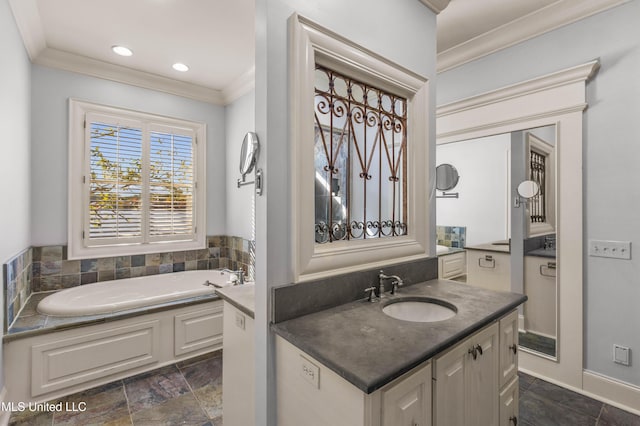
[69,100,206,259]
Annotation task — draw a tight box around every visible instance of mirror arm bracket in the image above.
[237,169,263,196]
[437,191,459,199]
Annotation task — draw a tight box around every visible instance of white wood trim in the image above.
[7,0,46,61]
[36,48,225,105]
[436,60,598,391]
[221,66,256,105]
[289,14,431,282]
[583,370,640,415]
[437,0,628,72]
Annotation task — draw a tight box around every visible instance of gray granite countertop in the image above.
[271,279,526,394]
[526,248,556,258]
[465,241,511,253]
[215,283,255,318]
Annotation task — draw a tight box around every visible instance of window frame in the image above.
[68,99,206,260]
[290,15,431,282]
[526,132,555,237]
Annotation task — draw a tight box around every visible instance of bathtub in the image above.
[37,269,241,317]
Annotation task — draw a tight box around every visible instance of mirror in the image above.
[436,163,460,191]
[436,125,558,360]
[239,132,259,180]
[517,180,539,199]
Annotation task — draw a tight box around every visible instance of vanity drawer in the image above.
[439,251,466,279]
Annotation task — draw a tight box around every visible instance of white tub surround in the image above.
[3,271,228,404]
[37,270,237,317]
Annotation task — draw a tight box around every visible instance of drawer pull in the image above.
[510,416,518,425]
[476,344,483,356]
[468,346,478,360]
[478,255,496,268]
[509,344,518,354]
[539,262,557,277]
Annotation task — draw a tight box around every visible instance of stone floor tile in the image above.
[53,381,130,426]
[179,355,222,391]
[193,382,223,420]
[528,378,603,418]
[8,409,53,426]
[520,390,598,426]
[124,365,191,413]
[130,393,209,426]
[598,404,640,426]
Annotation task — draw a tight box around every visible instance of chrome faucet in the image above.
[378,270,404,296]
[221,268,245,285]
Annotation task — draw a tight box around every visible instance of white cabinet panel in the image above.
[174,303,223,356]
[499,310,519,388]
[382,363,431,426]
[499,376,519,426]
[466,251,511,292]
[439,251,466,280]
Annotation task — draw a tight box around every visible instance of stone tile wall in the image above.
[436,225,467,248]
[2,235,254,331]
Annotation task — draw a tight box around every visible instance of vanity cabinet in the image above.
[466,250,511,292]
[438,251,466,280]
[222,301,255,426]
[276,309,519,426]
[433,322,499,426]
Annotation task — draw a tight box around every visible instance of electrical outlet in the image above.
[613,345,630,366]
[588,240,631,260]
[300,355,320,388]
[235,311,245,330]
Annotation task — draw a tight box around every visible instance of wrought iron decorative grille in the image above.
[314,65,408,244]
[530,149,546,223]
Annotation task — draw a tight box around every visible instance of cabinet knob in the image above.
[509,344,518,354]
[468,346,478,360]
[509,415,518,425]
[476,344,483,356]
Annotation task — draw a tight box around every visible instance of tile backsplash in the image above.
[436,225,467,248]
[2,235,254,331]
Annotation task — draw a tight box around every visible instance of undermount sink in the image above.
[382,297,457,322]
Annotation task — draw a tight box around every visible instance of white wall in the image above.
[225,89,256,240]
[30,65,226,245]
[0,0,31,400]
[254,1,437,424]
[436,134,510,246]
[437,1,640,387]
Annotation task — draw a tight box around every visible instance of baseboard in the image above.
[0,386,10,426]
[582,370,640,416]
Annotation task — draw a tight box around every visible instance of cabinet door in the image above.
[382,363,431,426]
[467,323,499,426]
[499,310,519,388]
[435,322,500,426]
[434,342,467,426]
[499,376,519,426]
[440,252,466,279]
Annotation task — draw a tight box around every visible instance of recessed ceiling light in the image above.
[172,63,189,72]
[112,45,133,57]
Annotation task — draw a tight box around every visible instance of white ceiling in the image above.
[8,0,625,104]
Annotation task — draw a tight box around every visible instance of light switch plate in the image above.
[588,240,631,260]
[300,355,320,388]
[235,311,245,330]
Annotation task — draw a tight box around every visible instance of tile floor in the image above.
[8,351,222,426]
[519,371,640,426]
[8,351,640,426]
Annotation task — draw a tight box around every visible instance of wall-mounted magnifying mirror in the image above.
[436,163,460,199]
[515,180,539,207]
[237,132,263,195]
[239,132,259,181]
[436,163,460,191]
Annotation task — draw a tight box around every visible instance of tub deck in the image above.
[4,290,219,342]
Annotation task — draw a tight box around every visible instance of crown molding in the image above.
[437,0,628,73]
[34,48,226,105]
[221,66,256,104]
[8,0,46,60]
[437,59,599,118]
[418,0,451,14]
